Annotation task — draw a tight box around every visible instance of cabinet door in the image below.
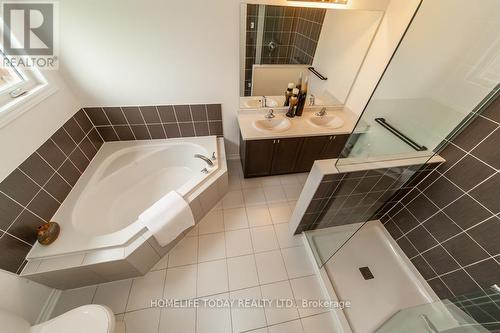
[293,136,330,172]
[271,138,302,175]
[322,135,350,159]
[244,139,275,177]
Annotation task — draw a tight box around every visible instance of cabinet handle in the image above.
[329,136,333,140]
[273,140,276,144]
[277,139,280,143]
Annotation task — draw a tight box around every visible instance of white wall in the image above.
[310,10,383,104]
[56,0,398,158]
[0,70,82,182]
[345,0,422,115]
[0,270,55,324]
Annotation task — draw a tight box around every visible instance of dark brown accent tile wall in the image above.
[0,109,103,273]
[380,94,500,301]
[86,104,223,141]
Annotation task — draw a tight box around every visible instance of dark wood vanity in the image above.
[240,134,350,178]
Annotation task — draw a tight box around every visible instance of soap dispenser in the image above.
[286,88,299,118]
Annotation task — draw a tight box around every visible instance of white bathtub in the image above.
[27,136,223,260]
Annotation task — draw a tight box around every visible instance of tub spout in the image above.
[195,154,214,167]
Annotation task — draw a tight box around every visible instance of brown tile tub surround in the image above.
[0,109,103,273]
[84,104,223,141]
[381,96,500,300]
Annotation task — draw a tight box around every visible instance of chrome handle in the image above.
[211,152,216,160]
[201,168,209,174]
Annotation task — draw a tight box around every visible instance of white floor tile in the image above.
[227,255,259,291]
[223,207,249,231]
[254,250,288,284]
[223,190,245,209]
[168,236,198,267]
[290,275,326,317]
[260,176,282,187]
[246,205,272,227]
[288,201,297,212]
[243,187,267,206]
[93,279,132,314]
[241,177,262,189]
[197,259,228,297]
[274,223,303,248]
[199,232,226,262]
[263,186,287,203]
[247,329,268,333]
[301,312,337,333]
[199,210,225,235]
[225,229,253,257]
[197,293,232,333]
[295,174,309,186]
[124,308,161,333]
[228,176,242,190]
[260,281,299,325]
[250,225,279,253]
[281,247,315,279]
[159,307,196,333]
[283,184,303,201]
[279,174,300,185]
[267,202,292,224]
[164,264,197,300]
[230,287,267,333]
[151,253,169,271]
[51,285,97,318]
[126,270,166,312]
[268,320,303,333]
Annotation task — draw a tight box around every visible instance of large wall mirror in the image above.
[240,4,383,108]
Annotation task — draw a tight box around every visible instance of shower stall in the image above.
[292,0,500,331]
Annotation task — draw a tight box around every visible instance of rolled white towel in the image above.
[139,191,195,247]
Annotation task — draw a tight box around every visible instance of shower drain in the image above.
[359,267,374,280]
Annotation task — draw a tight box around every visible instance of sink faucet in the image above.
[261,96,267,108]
[309,94,315,106]
[194,154,214,167]
[315,107,327,117]
[264,109,275,119]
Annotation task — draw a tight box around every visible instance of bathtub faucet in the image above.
[195,154,214,167]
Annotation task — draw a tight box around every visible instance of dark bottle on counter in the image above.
[286,88,299,118]
[296,72,303,91]
[295,77,308,117]
[284,83,295,107]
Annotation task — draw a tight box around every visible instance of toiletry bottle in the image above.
[284,83,295,107]
[286,88,299,118]
[296,72,303,91]
[295,77,308,117]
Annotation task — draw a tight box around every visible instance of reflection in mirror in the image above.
[240,4,382,108]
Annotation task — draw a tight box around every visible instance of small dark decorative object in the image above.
[37,222,60,245]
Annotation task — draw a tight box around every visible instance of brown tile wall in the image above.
[0,109,103,273]
[0,103,223,274]
[85,104,223,141]
[380,95,500,301]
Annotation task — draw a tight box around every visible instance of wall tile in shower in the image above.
[0,109,103,273]
[380,94,500,301]
[86,104,223,142]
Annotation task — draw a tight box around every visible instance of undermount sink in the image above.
[252,118,292,133]
[307,115,344,129]
[244,98,278,108]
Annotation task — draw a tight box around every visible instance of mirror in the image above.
[240,4,383,108]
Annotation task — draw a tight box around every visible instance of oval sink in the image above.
[244,98,278,108]
[307,115,344,129]
[252,118,292,133]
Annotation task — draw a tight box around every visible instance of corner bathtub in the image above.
[26,136,225,261]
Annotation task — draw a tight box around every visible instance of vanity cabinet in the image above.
[240,134,350,178]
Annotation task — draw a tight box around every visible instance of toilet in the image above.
[0,304,125,333]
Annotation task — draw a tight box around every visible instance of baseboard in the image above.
[226,153,240,160]
[36,288,62,323]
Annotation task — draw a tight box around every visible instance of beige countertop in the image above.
[238,107,363,141]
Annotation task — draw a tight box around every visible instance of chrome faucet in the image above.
[315,107,327,117]
[261,96,267,108]
[309,94,316,106]
[264,109,275,119]
[194,154,214,167]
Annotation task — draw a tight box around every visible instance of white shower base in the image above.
[304,220,439,333]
